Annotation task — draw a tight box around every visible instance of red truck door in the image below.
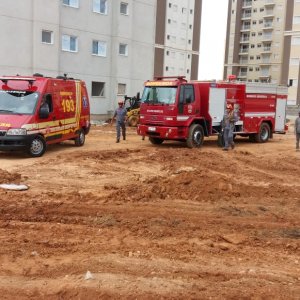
[178,84,197,120]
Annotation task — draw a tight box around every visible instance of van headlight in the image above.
[6,128,27,135]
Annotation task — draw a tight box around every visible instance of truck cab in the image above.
[138,76,208,147]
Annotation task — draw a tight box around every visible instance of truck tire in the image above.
[186,124,204,148]
[255,123,270,143]
[128,115,139,127]
[75,129,85,146]
[149,137,164,145]
[28,135,46,157]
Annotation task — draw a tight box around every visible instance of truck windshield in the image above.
[0,90,39,115]
[141,86,177,105]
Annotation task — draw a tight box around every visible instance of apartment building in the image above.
[224,0,300,106]
[224,0,288,84]
[154,0,202,81]
[284,1,300,105]
[0,0,202,117]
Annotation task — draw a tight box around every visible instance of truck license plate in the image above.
[148,126,156,132]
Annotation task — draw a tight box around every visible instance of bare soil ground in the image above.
[0,124,299,299]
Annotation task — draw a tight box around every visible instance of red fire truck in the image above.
[137,76,287,147]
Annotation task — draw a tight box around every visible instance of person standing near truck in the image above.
[111,100,127,143]
[295,110,300,151]
[222,104,238,151]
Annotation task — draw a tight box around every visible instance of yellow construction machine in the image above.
[124,93,140,127]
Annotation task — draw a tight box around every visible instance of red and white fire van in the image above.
[0,74,90,157]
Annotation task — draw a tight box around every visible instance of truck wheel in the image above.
[75,129,85,146]
[28,135,46,157]
[128,115,139,127]
[186,124,204,148]
[149,137,164,145]
[255,123,270,143]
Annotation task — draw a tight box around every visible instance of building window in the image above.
[189,24,192,29]
[62,35,78,52]
[119,43,128,56]
[289,79,298,87]
[190,9,193,14]
[120,2,128,15]
[166,50,169,55]
[93,0,107,14]
[42,30,53,44]
[92,81,105,97]
[293,16,300,24]
[292,37,300,45]
[117,83,126,95]
[92,40,107,56]
[63,0,79,8]
[290,58,300,65]
[166,66,169,71]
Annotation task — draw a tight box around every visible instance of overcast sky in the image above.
[198,0,229,80]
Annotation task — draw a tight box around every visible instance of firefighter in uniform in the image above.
[111,100,127,143]
[295,110,300,151]
[222,104,238,151]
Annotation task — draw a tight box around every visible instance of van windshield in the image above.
[141,86,177,105]
[0,90,39,115]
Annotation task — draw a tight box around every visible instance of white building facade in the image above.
[0,0,157,118]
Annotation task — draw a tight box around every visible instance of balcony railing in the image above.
[265,0,275,5]
[264,22,273,28]
[240,48,249,53]
[241,25,251,30]
[240,37,250,42]
[242,13,252,19]
[238,72,248,77]
[262,47,271,52]
[242,0,252,7]
[262,34,272,40]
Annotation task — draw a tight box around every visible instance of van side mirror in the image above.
[39,103,50,119]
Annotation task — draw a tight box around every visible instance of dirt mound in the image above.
[0,168,21,184]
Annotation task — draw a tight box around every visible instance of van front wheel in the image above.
[28,135,46,157]
[75,129,85,146]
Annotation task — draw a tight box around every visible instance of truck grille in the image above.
[0,131,7,136]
